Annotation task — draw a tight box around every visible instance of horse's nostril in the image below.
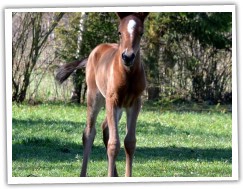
[122,52,126,61]
[130,53,135,61]
[122,52,135,64]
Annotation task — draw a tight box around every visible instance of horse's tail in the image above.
[55,58,88,84]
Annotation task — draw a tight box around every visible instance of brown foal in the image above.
[56,12,149,177]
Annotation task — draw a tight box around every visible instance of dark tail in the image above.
[55,58,88,84]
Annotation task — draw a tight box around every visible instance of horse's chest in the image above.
[117,79,145,107]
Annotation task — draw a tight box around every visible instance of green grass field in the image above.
[12,102,232,177]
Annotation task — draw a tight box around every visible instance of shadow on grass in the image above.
[135,146,231,163]
[12,136,232,164]
[13,117,225,140]
[12,117,232,164]
[12,137,104,163]
[12,118,84,129]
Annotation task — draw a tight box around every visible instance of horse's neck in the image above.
[133,50,141,69]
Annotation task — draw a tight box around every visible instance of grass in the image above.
[12,102,232,177]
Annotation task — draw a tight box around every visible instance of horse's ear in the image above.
[116,12,133,19]
[136,12,149,21]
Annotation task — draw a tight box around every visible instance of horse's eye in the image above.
[118,32,121,36]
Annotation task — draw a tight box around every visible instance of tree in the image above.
[167,12,232,103]
[55,12,88,103]
[142,12,232,103]
[12,12,64,103]
[56,12,118,103]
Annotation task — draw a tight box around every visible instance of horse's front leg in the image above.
[106,99,122,177]
[124,98,141,177]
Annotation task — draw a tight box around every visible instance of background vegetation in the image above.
[11,12,233,177]
[12,12,232,104]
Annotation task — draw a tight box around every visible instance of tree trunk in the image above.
[70,12,87,103]
[12,12,65,103]
[70,69,84,103]
[148,87,160,101]
[82,83,87,104]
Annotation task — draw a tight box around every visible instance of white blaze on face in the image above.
[127,19,136,38]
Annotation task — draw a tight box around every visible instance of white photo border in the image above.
[5,5,237,184]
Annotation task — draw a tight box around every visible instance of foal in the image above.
[56,12,149,177]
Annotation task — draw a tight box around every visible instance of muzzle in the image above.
[122,51,135,67]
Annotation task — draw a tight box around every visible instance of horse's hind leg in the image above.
[80,90,104,177]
